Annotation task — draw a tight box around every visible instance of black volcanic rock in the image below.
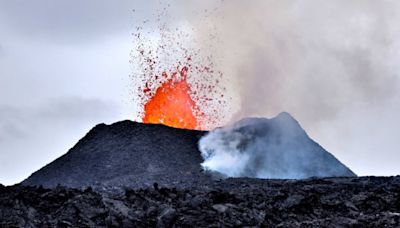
[2,177,400,227]
[22,121,208,188]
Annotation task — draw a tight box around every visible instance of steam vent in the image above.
[200,112,356,179]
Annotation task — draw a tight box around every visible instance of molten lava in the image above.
[142,67,202,130]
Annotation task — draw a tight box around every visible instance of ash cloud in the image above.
[180,0,400,122]
[172,0,400,176]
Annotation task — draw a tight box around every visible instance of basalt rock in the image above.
[2,177,400,227]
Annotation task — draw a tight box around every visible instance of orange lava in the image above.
[142,67,201,130]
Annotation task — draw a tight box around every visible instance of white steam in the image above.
[199,113,356,179]
[200,129,251,177]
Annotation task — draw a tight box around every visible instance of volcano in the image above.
[22,112,355,189]
[22,121,208,189]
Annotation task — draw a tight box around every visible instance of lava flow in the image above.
[142,66,202,130]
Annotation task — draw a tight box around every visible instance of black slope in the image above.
[22,121,208,188]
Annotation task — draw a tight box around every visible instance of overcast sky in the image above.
[0,0,144,185]
[1,0,400,185]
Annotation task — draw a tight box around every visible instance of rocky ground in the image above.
[2,176,400,227]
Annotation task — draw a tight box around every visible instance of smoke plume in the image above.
[168,0,400,176]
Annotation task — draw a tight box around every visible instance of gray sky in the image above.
[1,0,400,185]
[0,0,141,185]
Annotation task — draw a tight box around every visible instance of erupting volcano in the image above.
[142,66,203,130]
[131,10,230,131]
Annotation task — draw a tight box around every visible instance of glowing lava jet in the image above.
[142,66,203,130]
[133,16,228,131]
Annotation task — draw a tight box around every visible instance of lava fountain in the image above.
[132,8,229,131]
[142,66,203,130]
